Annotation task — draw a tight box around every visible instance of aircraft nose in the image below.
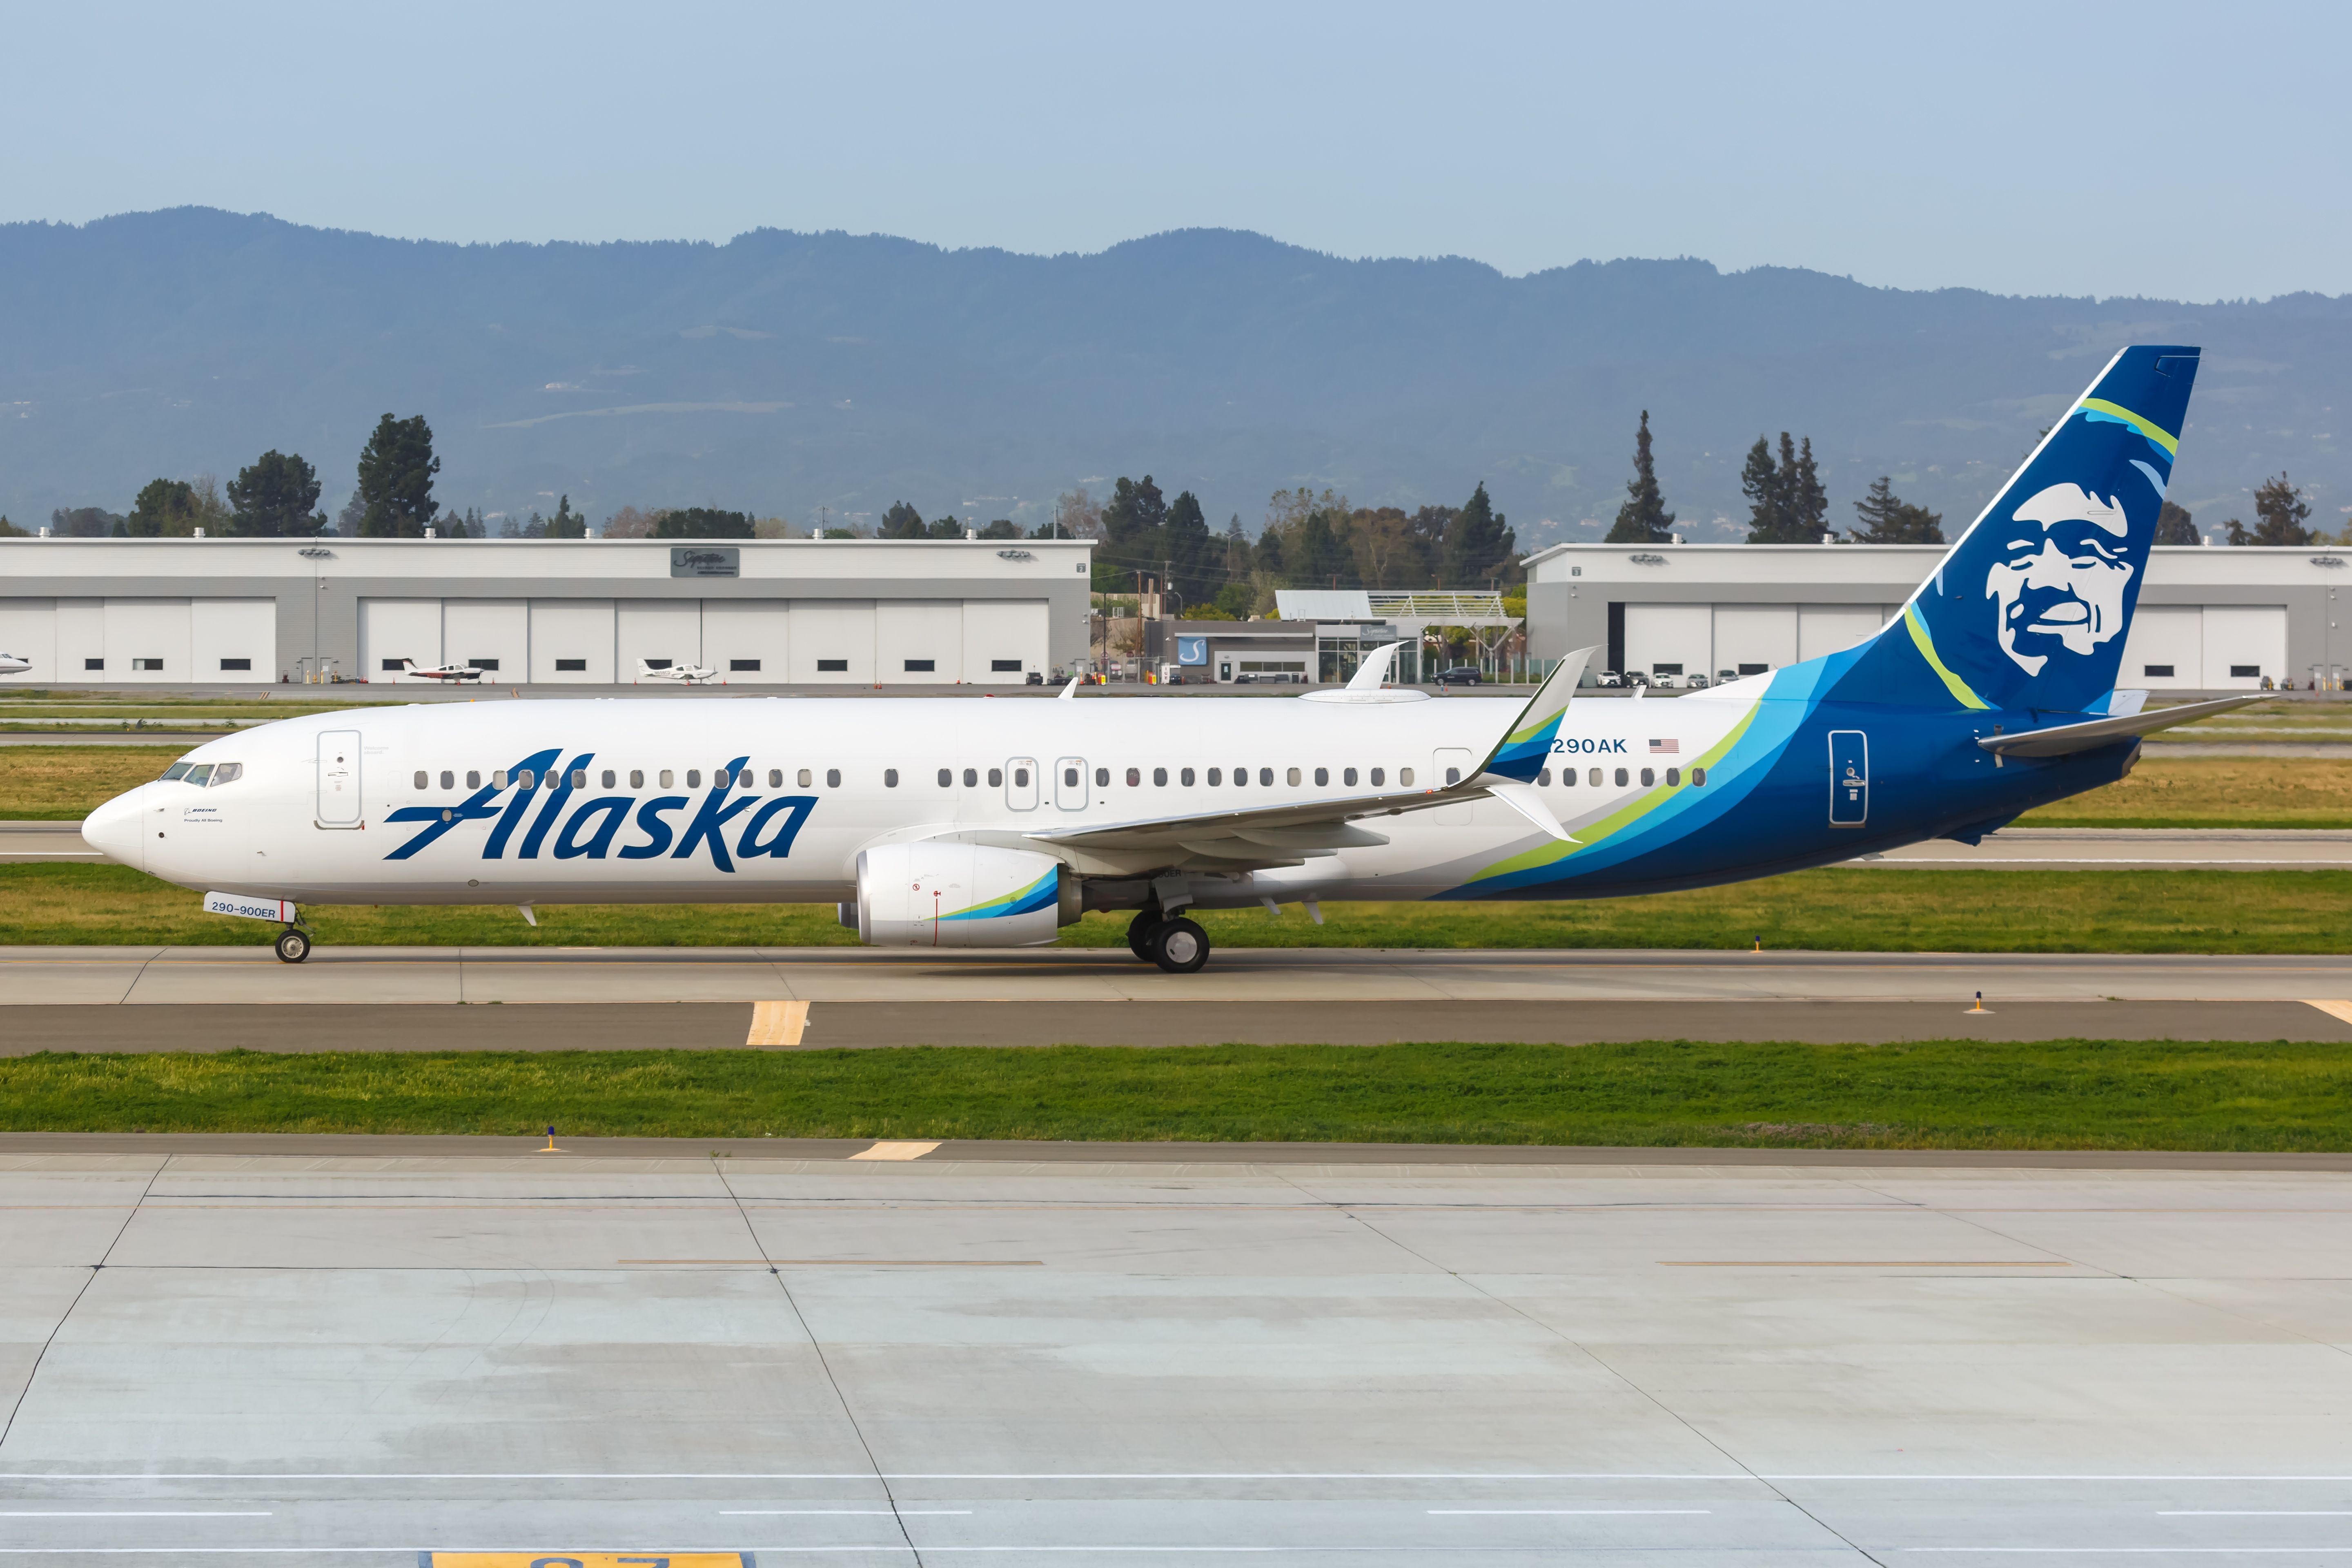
[82,785,149,871]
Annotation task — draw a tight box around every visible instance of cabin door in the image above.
[1054,756,1089,811]
[317,729,363,826]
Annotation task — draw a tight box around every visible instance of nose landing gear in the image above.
[273,926,312,964]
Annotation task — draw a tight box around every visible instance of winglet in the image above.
[1058,677,1081,699]
[1345,641,1404,693]
[1477,646,1595,783]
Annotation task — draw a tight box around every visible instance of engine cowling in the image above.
[856,843,1074,948]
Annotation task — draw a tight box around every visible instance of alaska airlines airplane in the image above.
[85,346,2249,970]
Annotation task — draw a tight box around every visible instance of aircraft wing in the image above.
[1021,649,1592,871]
[1975,694,2261,758]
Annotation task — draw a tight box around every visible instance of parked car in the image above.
[1685,673,1709,690]
[1594,670,1624,688]
[1717,670,1738,685]
[1026,670,1045,686]
[1433,666,1484,686]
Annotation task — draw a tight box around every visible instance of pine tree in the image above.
[356,414,442,537]
[2250,473,2316,545]
[2154,500,2198,545]
[879,501,925,539]
[1161,489,1214,606]
[1605,412,1675,543]
[1738,437,1782,541]
[227,450,325,536]
[1792,437,1829,539]
[125,478,200,537]
[549,495,586,539]
[1441,482,1516,584]
[1849,476,1946,544]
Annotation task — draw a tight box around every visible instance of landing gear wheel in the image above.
[1149,916,1210,974]
[1126,911,1163,962]
[274,927,311,965]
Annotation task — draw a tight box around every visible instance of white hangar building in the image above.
[1523,541,2352,693]
[0,536,1096,687]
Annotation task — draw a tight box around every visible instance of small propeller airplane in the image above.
[637,658,720,685]
[398,658,488,683]
[0,651,31,675]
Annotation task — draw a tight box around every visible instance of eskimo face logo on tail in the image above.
[1986,483,2135,677]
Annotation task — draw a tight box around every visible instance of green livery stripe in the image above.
[1466,700,1764,884]
[2079,397,2179,455]
[1904,604,1991,711]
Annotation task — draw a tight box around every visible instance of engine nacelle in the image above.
[856,843,1074,948]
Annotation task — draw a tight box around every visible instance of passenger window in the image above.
[884,769,899,788]
[686,770,702,788]
[1313,767,1327,786]
[1287,767,1302,786]
[658,770,673,788]
[1370,767,1385,786]
[799,769,813,788]
[939,769,953,788]
[160,762,192,781]
[1398,767,1412,786]
[413,771,428,789]
[1153,767,1167,786]
[1692,766,1708,786]
[1666,766,1681,786]
[1537,768,1552,787]
[1207,768,1222,786]
[600,770,615,788]
[1126,767,1140,787]
[1012,767,1027,786]
[964,768,978,787]
[1232,767,1247,788]
[1063,766,1078,787]
[467,770,481,789]
[212,763,242,786]
[1260,768,1275,786]
[183,764,215,786]
[1095,767,1109,787]
[988,768,1002,787]
[1640,768,1655,787]
[570,769,586,789]
[826,768,841,788]
[1445,767,1461,786]
[1343,767,1357,786]
[628,770,644,789]
[1180,768,1194,786]
[1588,768,1601,787]
[518,769,537,790]
[1614,768,1629,787]
[493,770,509,788]
[769,769,783,788]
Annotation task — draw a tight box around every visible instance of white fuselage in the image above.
[83,688,1762,909]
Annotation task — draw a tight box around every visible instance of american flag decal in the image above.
[1649,738,1679,753]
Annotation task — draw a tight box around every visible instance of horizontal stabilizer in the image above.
[1976,695,2259,757]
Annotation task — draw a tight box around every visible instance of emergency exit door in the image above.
[1828,730,1868,826]
[317,729,362,826]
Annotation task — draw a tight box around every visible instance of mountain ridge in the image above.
[2,207,2344,542]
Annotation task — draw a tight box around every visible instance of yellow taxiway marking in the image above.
[619,1258,1042,1266]
[1662,1259,2070,1267]
[427,1556,754,1568]
[2302,999,2352,1027]
[746,998,810,1045]
[849,1139,940,1160]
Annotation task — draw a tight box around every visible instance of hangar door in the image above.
[361,599,443,681]
[1621,604,1711,681]
[2201,606,2286,688]
[962,600,1047,684]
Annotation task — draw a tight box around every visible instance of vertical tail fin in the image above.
[1843,345,2199,713]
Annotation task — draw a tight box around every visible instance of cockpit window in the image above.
[181,763,215,786]
[160,762,192,781]
[210,762,243,786]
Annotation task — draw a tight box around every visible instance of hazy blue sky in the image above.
[9,0,2346,301]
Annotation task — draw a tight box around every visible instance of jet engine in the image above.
[856,843,1077,947]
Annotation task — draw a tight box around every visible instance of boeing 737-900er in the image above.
[85,346,2253,970]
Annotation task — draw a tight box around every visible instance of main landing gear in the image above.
[1126,909,1211,974]
[273,926,312,964]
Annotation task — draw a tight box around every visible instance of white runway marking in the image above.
[1428,1508,1712,1515]
[848,1140,941,1160]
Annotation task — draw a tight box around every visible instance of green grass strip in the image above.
[6,862,2349,953]
[7,1039,2352,1150]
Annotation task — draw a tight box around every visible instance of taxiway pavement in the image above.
[3,1150,2350,1563]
